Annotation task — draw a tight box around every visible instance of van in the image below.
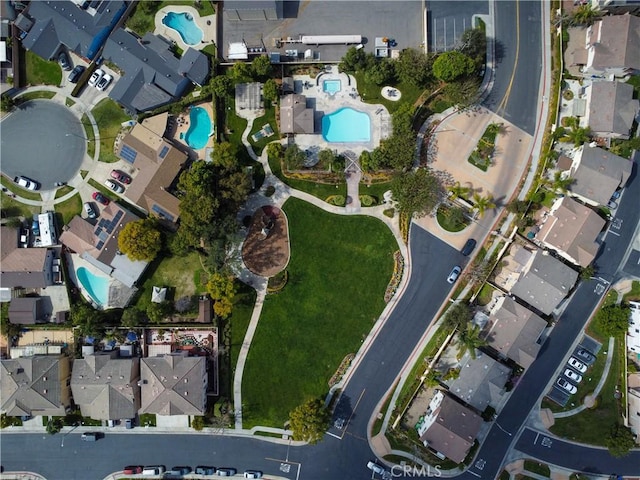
[142,466,166,475]
[81,432,99,441]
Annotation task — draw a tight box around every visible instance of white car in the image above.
[105,179,125,194]
[88,68,104,87]
[367,461,386,475]
[564,368,582,383]
[447,266,462,284]
[568,357,587,373]
[13,176,39,190]
[557,377,577,394]
[96,73,112,91]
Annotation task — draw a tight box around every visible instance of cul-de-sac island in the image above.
[1,1,640,479]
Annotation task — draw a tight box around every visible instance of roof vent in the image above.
[43,389,48,394]
[184,378,188,383]
[184,391,188,395]
[43,376,47,381]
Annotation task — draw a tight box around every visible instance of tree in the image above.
[365,58,396,86]
[605,423,635,457]
[263,78,279,104]
[121,307,145,329]
[251,55,272,79]
[457,323,487,359]
[571,4,601,26]
[448,181,472,200]
[459,27,487,67]
[71,303,104,338]
[1,94,15,112]
[46,417,63,435]
[207,272,237,319]
[230,61,252,82]
[284,144,306,170]
[433,51,475,82]
[118,219,162,262]
[442,302,472,331]
[210,75,233,98]
[267,142,284,160]
[595,304,630,337]
[442,79,480,107]
[506,199,529,215]
[395,48,433,86]
[146,301,173,324]
[580,264,595,281]
[465,257,493,284]
[339,46,367,74]
[191,416,205,431]
[472,192,496,218]
[210,141,239,171]
[391,168,445,216]
[288,398,330,444]
[318,149,335,170]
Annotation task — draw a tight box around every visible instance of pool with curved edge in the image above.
[162,11,204,46]
[76,267,109,307]
[322,107,371,143]
[184,106,213,150]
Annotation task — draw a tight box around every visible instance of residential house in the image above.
[416,390,482,464]
[8,297,44,325]
[1,226,56,289]
[497,245,579,316]
[590,0,640,15]
[140,352,207,416]
[71,350,140,421]
[444,350,511,412]
[583,81,639,139]
[566,144,632,206]
[628,301,640,355]
[117,115,188,226]
[0,0,15,94]
[628,373,640,444]
[483,296,548,369]
[1,355,71,417]
[224,0,283,21]
[60,202,147,290]
[582,13,640,76]
[15,0,128,61]
[536,196,606,268]
[103,29,209,114]
[280,94,314,134]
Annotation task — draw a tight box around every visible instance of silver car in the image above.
[564,368,582,383]
[105,179,124,194]
[447,266,462,284]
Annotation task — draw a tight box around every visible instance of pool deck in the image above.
[169,101,215,161]
[154,6,216,52]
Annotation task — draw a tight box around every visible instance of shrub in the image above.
[383,208,395,218]
[264,185,276,197]
[192,416,205,431]
[326,195,345,206]
[360,195,375,207]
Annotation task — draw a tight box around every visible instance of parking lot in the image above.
[547,338,601,407]
[427,0,488,52]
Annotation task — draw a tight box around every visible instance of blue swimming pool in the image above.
[323,79,341,94]
[322,107,371,143]
[185,106,213,149]
[162,12,203,46]
[76,267,109,307]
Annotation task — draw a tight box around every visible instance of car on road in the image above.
[575,348,595,363]
[83,202,97,219]
[88,68,104,87]
[13,176,39,191]
[169,466,192,475]
[244,471,263,479]
[461,239,476,256]
[607,200,618,210]
[92,191,110,206]
[367,461,386,475]
[68,65,85,83]
[556,377,577,394]
[81,432,100,441]
[568,357,587,373]
[110,169,131,184]
[142,465,165,475]
[96,73,113,91]
[216,468,237,476]
[195,466,216,475]
[123,466,143,474]
[58,51,72,71]
[105,179,125,193]
[611,190,621,200]
[447,266,462,284]
[564,368,582,383]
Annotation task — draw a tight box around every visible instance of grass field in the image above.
[55,193,82,226]
[54,186,74,199]
[81,114,96,159]
[241,198,396,427]
[248,107,279,156]
[91,99,130,163]
[18,91,56,102]
[353,72,425,113]
[0,192,40,218]
[25,51,62,86]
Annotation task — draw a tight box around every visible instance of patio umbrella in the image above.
[84,336,95,345]
[126,331,138,342]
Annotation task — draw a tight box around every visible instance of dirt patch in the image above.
[241,206,290,277]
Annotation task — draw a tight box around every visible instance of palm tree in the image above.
[551,171,574,193]
[457,323,487,359]
[564,125,591,147]
[472,192,496,218]
[448,181,472,200]
[571,4,601,26]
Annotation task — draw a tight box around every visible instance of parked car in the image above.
[575,348,595,363]
[88,68,104,87]
[92,191,110,206]
[611,190,621,200]
[367,461,386,475]
[244,471,263,479]
[123,466,143,474]
[96,73,113,91]
[447,266,462,284]
[461,239,476,256]
[81,432,100,441]
[125,418,134,429]
[216,468,238,476]
[68,65,85,83]
[105,179,125,193]
[568,357,587,373]
[58,51,72,71]
[556,377,577,394]
[195,466,216,475]
[110,169,131,184]
[142,465,165,475]
[31,217,40,236]
[607,200,618,210]
[107,419,117,427]
[169,466,192,475]
[19,228,29,248]
[13,176,39,191]
[83,202,97,219]
[564,368,583,383]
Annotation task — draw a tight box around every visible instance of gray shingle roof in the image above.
[570,145,632,205]
[587,81,639,138]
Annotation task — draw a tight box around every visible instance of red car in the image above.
[123,466,142,474]
[92,192,110,206]
[110,169,131,184]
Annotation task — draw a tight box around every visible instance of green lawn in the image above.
[241,198,397,427]
[25,51,62,86]
[126,1,215,37]
[523,460,550,477]
[623,280,640,303]
[18,91,56,102]
[1,176,42,201]
[91,99,130,163]
[0,193,39,219]
[353,72,425,113]
[81,114,97,159]
[54,185,74,199]
[55,193,82,226]
[229,284,257,375]
[248,107,279,155]
[359,180,393,205]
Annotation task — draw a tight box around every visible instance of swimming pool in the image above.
[162,12,203,46]
[323,79,341,94]
[184,107,213,149]
[322,108,371,143]
[76,267,109,307]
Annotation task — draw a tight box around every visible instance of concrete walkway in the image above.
[553,337,615,418]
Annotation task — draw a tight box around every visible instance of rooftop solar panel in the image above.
[120,145,138,163]
[96,241,104,250]
[159,145,170,159]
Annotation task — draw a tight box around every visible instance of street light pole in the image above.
[60,423,80,447]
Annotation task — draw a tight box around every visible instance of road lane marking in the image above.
[534,432,539,445]
[496,0,521,114]
[332,388,366,440]
[468,470,481,478]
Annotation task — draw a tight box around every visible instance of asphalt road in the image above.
[483,0,542,135]
[0,100,87,190]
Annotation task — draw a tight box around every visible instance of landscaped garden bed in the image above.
[468,123,501,171]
